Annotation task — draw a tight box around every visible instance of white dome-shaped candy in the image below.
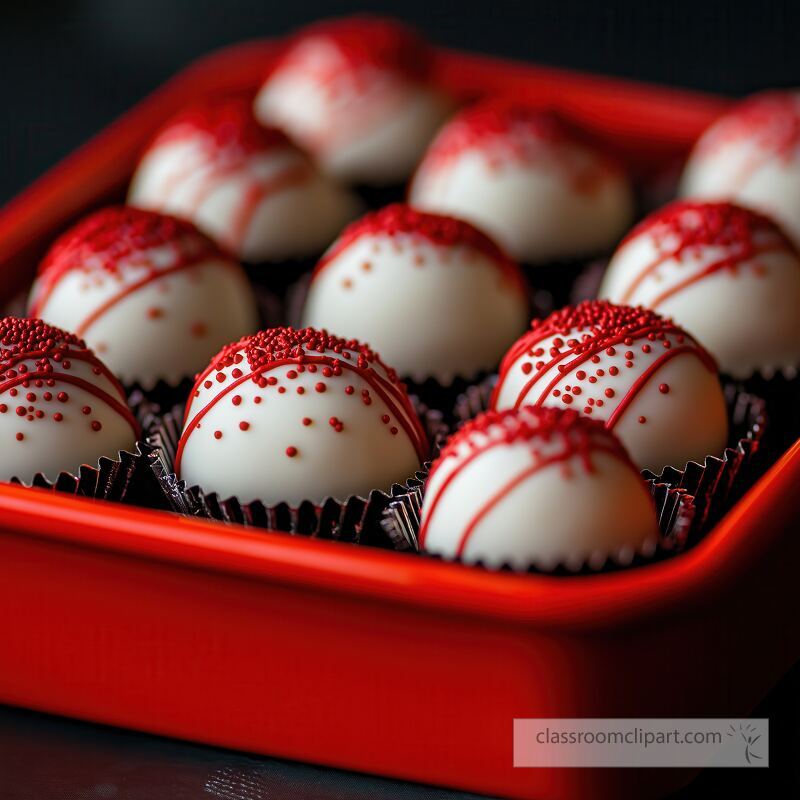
[302,204,529,383]
[492,301,729,473]
[680,91,800,250]
[175,327,428,505]
[254,17,451,186]
[409,101,634,263]
[29,207,259,388]
[0,317,139,482]
[128,98,360,262]
[419,406,659,570]
[600,201,800,379]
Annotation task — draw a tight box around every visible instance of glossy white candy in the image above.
[302,205,529,383]
[419,407,659,570]
[681,91,800,250]
[0,318,138,482]
[176,329,427,505]
[253,19,451,185]
[600,201,800,379]
[29,208,259,389]
[410,104,633,263]
[492,302,729,474]
[129,100,360,262]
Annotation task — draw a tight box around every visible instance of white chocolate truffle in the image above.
[128,98,361,262]
[601,201,800,379]
[680,91,800,250]
[253,17,451,186]
[0,317,139,482]
[409,102,634,263]
[29,207,259,389]
[302,204,529,383]
[419,406,659,570]
[492,301,729,474]
[175,327,428,505]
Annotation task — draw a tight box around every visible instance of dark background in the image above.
[2,0,800,206]
[1,1,799,797]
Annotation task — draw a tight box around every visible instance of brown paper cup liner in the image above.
[380,475,698,573]
[730,368,799,458]
[453,377,767,533]
[8,393,170,508]
[643,387,768,530]
[145,399,448,550]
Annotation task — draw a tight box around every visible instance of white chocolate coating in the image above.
[176,329,426,505]
[302,208,529,383]
[254,35,450,185]
[420,407,659,570]
[410,108,633,263]
[600,202,800,379]
[129,108,361,263]
[680,92,800,249]
[0,318,138,482]
[492,303,729,473]
[29,209,259,389]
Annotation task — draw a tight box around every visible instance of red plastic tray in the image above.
[0,41,797,800]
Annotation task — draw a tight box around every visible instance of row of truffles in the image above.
[171,302,726,506]
[122,16,635,269]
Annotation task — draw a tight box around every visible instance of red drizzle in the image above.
[175,327,428,473]
[313,204,525,291]
[415,100,620,191]
[30,207,229,332]
[143,97,313,251]
[696,91,800,163]
[150,96,292,156]
[492,300,717,426]
[0,317,140,437]
[419,406,639,553]
[279,16,434,83]
[618,200,796,307]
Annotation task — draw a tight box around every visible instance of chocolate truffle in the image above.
[302,204,529,383]
[128,97,361,262]
[175,327,428,505]
[491,301,729,473]
[253,17,451,186]
[601,201,800,379]
[419,406,659,570]
[29,207,259,388]
[409,101,633,263]
[0,317,139,482]
[681,91,800,249]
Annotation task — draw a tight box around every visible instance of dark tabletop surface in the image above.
[1,653,800,799]
[1,1,799,797]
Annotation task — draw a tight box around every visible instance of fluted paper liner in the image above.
[453,376,767,532]
[380,476,698,572]
[9,393,169,508]
[146,399,448,550]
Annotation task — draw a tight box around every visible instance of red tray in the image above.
[0,41,797,800]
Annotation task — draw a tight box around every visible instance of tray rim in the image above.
[1,438,798,631]
[0,39,796,633]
